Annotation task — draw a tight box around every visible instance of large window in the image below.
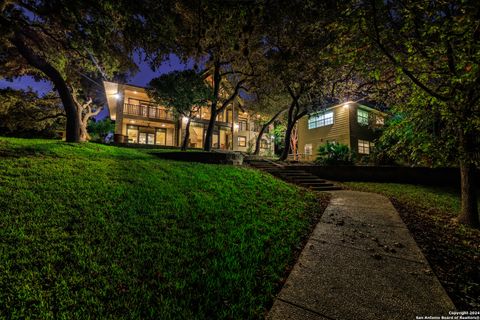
[156,128,166,145]
[358,139,371,154]
[308,111,334,129]
[238,136,247,147]
[127,125,138,143]
[357,109,369,125]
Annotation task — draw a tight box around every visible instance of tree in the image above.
[1,1,136,142]
[148,70,211,150]
[245,76,290,155]
[142,1,261,151]
[358,0,480,227]
[261,1,357,161]
[71,86,103,142]
[0,88,64,137]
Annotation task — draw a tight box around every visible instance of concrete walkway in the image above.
[268,190,455,320]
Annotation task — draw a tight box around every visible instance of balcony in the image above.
[123,103,174,121]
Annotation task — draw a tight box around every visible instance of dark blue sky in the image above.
[0,53,193,95]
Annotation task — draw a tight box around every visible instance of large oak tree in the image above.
[0,0,137,142]
[358,0,480,227]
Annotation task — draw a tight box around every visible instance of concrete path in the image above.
[268,190,455,320]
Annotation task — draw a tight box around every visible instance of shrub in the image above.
[315,142,354,165]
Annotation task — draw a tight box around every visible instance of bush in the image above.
[315,142,354,165]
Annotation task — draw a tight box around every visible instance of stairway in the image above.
[247,159,341,191]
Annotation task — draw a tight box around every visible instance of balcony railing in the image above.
[123,103,174,121]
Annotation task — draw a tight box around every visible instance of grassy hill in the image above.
[0,137,328,319]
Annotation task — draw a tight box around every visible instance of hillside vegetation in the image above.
[0,137,329,319]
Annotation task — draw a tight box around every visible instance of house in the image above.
[103,81,274,155]
[297,101,387,161]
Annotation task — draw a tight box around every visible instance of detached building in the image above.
[297,102,387,161]
[103,81,274,155]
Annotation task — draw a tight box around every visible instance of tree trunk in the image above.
[279,103,296,161]
[11,32,80,142]
[290,124,298,160]
[253,108,287,155]
[181,118,191,151]
[78,107,89,142]
[279,121,295,161]
[203,107,217,151]
[457,128,479,228]
[457,162,479,228]
[203,60,221,152]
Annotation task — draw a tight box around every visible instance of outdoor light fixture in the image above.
[343,103,350,109]
[114,93,121,100]
[234,123,239,130]
[161,124,165,127]
[182,116,188,123]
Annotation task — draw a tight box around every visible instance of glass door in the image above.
[147,133,155,145]
[138,132,147,144]
[156,128,166,145]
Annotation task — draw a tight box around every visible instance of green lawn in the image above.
[344,182,480,310]
[0,137,329,319]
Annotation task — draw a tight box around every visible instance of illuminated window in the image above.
[156,128,166,145]
[238,136,247,147]
[308,111,334,129]
[357,109,369,125]
[358,139,370,154]
[127,125,138,143]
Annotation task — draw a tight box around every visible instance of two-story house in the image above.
[103,81,274,155]
[297,101,387,161]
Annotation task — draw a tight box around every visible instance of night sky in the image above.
[0,53,194,119]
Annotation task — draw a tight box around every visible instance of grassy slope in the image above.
[0,137,329,319]
[344,182,480,310]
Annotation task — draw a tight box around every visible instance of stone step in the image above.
[278,171,311,175]
[298,182,330,186]
[282,176,320,181]
[309,186,342,191]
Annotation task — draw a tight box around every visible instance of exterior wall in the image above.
[297,105,351,161]
[105,82,273,153]
[349,104,385,156]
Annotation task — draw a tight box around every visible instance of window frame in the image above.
[358,139,370,154]
[357,109,369,126]
[238,136,247,147]
[308,111,334,129]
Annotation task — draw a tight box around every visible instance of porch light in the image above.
[234,123,239,130]
[114,93,121,100]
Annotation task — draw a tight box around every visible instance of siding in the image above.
[297,105,351,160]
[349,104,384,154]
